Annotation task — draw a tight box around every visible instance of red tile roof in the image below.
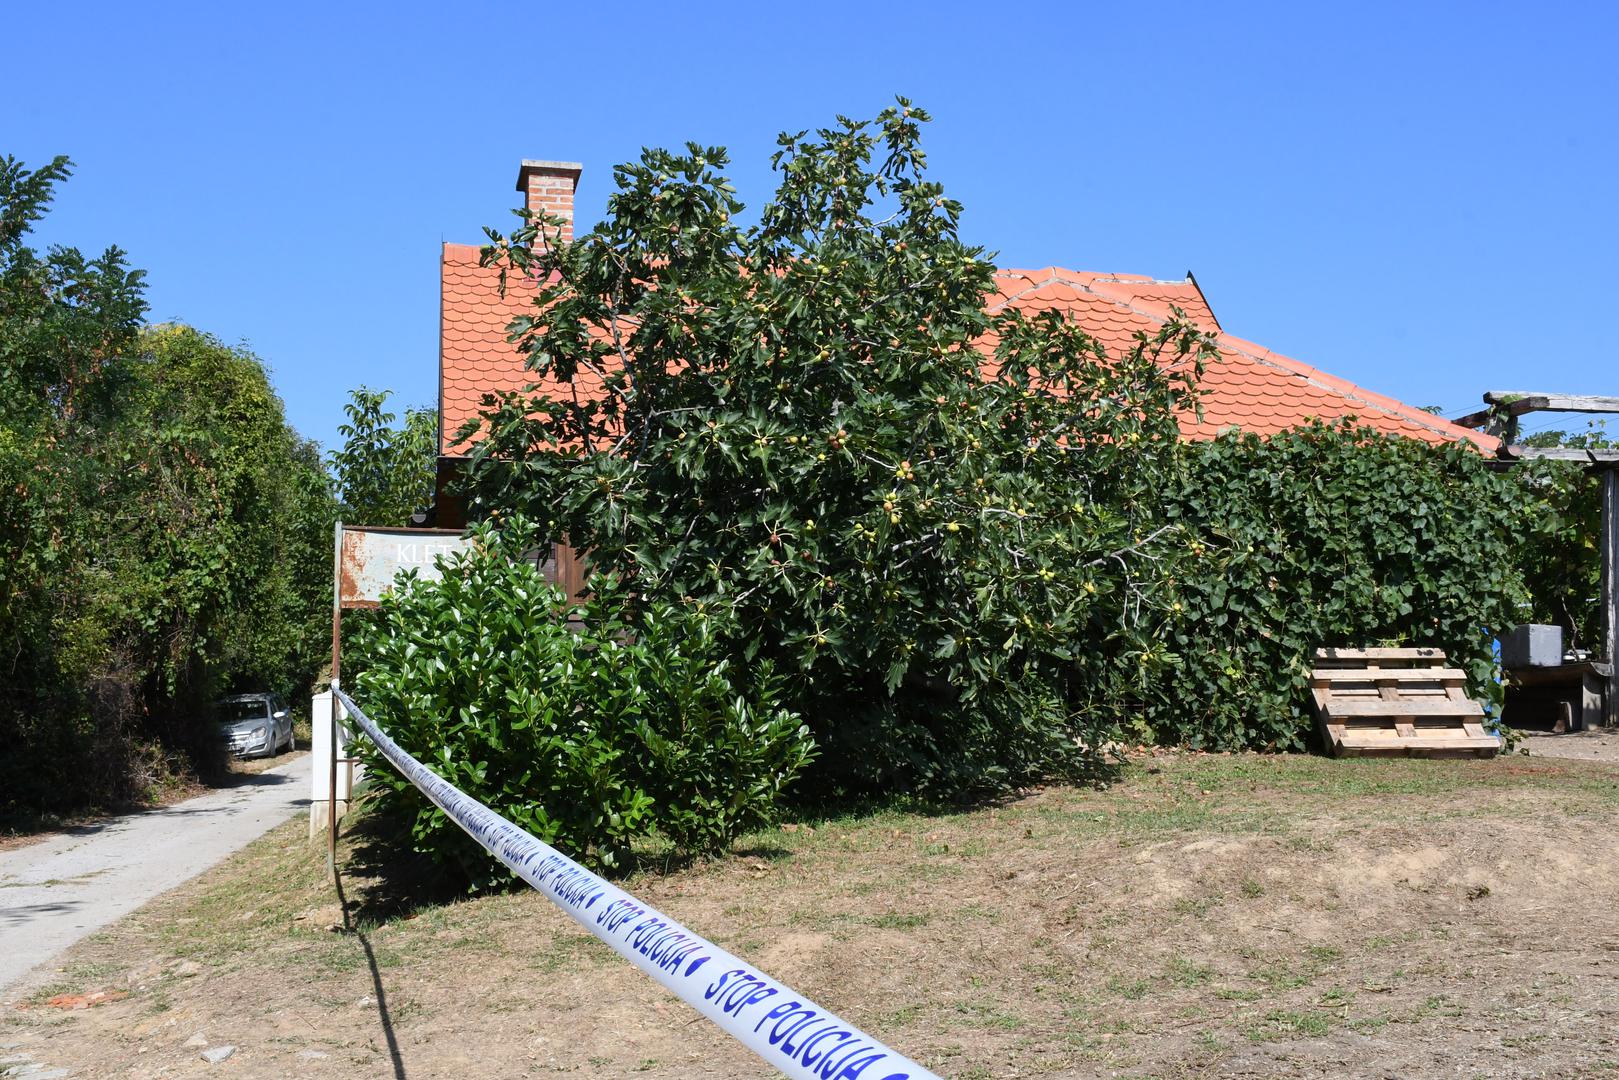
[440,243,603,449]
[987,268,1488,446]
[440,244,1489,454]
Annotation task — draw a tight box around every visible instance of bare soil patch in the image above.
[5,751,1619,1078]
[1522,728,1619,763]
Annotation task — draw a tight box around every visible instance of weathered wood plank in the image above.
[1481,391,1619,415]
[1335,723,1473,738]
[1322,699,1484,718]
[1500,446,1619,464]
[1340,725,1489,744]
[1337,731,1497,750]
[1310,668,1467,685]
[1312,647,1446,661]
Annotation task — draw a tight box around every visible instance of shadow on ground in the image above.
[339,807,467,926]
[329,808,472,1080]
[334,868,410,1080]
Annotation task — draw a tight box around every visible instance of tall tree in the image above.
[0,155,147,428]
[1,154,152,809]
[331,387,438,526]
[1,156,336,814]
[462,103,1211,795]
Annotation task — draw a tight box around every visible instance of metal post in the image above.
[1601,469,1618,728]
[330,522,343,879]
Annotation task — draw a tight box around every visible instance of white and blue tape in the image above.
[330,684,942,1080]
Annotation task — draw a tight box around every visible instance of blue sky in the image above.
[7,1,1616,450]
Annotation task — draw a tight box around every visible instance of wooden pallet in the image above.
[1310,647,1499,758]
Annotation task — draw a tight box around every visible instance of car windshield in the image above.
[218,699,269,723]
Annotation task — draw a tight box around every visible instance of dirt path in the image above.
[0,753,312,993]
[1523,727,1619,762]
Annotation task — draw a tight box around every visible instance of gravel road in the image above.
[0,753,312,994]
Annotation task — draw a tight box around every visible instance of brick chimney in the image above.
[515,159,583,244]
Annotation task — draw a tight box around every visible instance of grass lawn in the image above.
[5,750,1619,1078]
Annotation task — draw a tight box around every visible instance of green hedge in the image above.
[1120,421,1528,750]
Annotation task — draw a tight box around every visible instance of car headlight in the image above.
[251,726,267,740]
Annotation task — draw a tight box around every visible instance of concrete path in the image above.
[0,753,312,994]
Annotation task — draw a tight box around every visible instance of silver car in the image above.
[216,693,295,758]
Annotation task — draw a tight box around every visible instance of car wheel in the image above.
[285,727,296,753]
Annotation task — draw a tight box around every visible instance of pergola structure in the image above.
[1452,392,1619,728]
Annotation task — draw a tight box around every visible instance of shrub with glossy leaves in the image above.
[351,518,814,886]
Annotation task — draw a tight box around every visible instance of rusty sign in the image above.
[335,525,477,609]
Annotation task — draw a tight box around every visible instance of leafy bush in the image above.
[1,154,336,814]
[461,102,1210,797]
[351,519,815,885]
[1126,421,1529,750]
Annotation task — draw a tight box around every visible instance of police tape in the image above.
[329,685,942,1080]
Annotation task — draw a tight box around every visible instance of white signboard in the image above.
[336,525,476,608]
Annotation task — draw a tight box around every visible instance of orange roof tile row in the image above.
[440,243,613,447]
[440,243,1488,454]
[987,268,1485,447]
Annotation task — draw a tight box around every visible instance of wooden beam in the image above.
[1451,406,1498,430]
[1321,700,1485,718]
[1603,468,1618,728]
[1482,392,1619,415]
[1310,668,1467,684]
[1455,392,1619,429]
[1500,446,1619,464]
[1313,647,1445,661]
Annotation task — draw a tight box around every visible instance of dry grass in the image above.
[6,750,1619,1078]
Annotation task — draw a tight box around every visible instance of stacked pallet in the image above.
[1309,647,1499,758]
